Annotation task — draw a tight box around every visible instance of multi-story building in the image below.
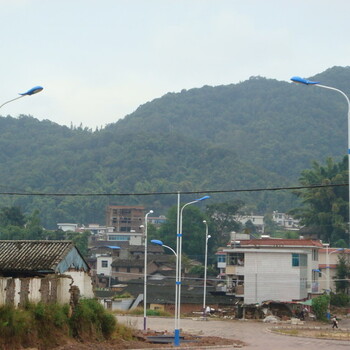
[223,238,323,304]
[272,211,301,230]
[106,205,145,233]
[317,246,350,293]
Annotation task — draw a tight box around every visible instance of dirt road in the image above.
[117,315,350,350]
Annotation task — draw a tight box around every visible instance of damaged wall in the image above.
[0,271,94,307]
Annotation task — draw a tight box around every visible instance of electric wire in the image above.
[0,182,347,197]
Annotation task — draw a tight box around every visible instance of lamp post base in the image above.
[174,329,180,346]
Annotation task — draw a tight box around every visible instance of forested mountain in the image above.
[0,66,349,228]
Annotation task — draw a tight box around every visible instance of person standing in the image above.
[331,315,338,329]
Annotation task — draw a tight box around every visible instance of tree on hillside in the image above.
[0,206,26,227]
[289,157,348,245]
[206,201,244,247]
[334,254,350,294]
[149,205,210,263]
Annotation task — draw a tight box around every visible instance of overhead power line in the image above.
[0,182,347,197]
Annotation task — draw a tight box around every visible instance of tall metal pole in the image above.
[174,192,181,346]
[291,77,350,248]
[202,220,210,316]
[143,210,153,331]
[174,195,210,346]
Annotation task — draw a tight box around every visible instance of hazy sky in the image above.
[0,0,349,129]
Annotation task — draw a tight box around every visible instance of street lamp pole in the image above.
[174,195,210,346]
[291,76,350,248]
[202,220,211,317]
[143,210,153,331]
[0,86,44,110]
[151,239,177,341]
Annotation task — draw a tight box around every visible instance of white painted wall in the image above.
[96,256,113,276]
[242,251,308,304]
[67,270,95,299]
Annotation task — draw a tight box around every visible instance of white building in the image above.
[106,231,143,245]
[317,246,350,293]
[272,211,301,230]
[223,238,322,304]
[57,223,79,232]
[234,215,265,233]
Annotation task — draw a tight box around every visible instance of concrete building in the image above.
[234,215,265,233]
[57,223,79,232]
[106,205,145,233]
[317,246,350,293]
[223,238,323,304]
[272,211,301,230]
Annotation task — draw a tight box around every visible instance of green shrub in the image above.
[70,298,116,340]
[0,300,118,348]
[330,293,350,307]
[312,294,330,321]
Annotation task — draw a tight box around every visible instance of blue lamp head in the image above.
[290,76,319,85]
[19,86,44,96]
[312,269,321,273]
[196,195,210,201]
[151,239,163,246]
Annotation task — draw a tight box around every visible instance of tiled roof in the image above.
[129,245,163,253]
[89,241,130,249]
[238,239,323,247]
[319,248,350,253]
[111,259,145,267]
[116,279,234,305]
[0,240,83,274]
[319,264,338,269]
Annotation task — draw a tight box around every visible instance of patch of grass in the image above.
[127,307,171,317]
[275,329,299,336]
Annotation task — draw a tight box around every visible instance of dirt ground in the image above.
[54,330,244,349]
[53,314,350,350]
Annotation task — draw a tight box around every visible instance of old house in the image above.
[0,240,94,307]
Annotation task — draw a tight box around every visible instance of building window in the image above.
[217,255,226,263]
[292,253,307,267]
[108,235,130,241]
[312,249,318,261]
[227,253,244,266]
[121,217,131,223]
[101,260,108,268]
[292,253,299,267]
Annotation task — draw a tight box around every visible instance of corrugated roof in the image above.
[0,240,83,274]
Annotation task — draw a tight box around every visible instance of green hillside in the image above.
[0,66,349,228]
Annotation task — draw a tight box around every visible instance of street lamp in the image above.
[143,210,153,331]
[202,220,211,317]
[151,239,177,257]
[151,239,177,339]
[0,86,44,109]
[290,76,350,248]
[174,195,210,346]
